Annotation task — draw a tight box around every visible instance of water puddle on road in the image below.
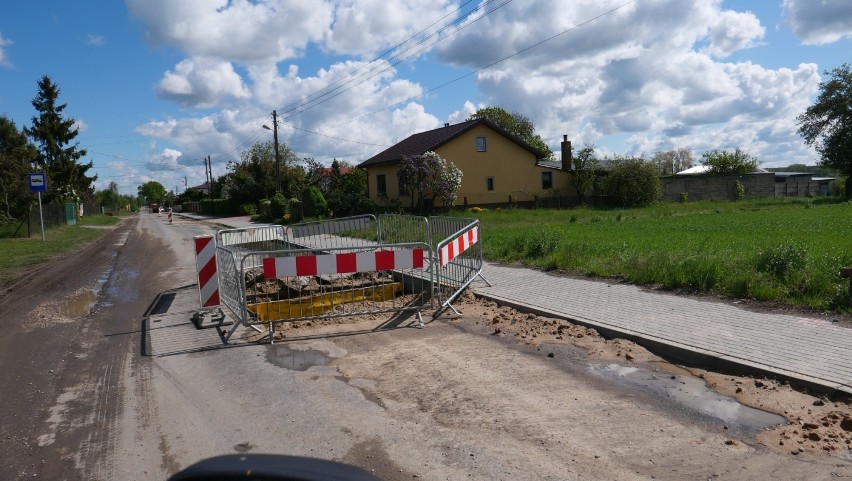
[58,288,100,319]
[266,345,330,371]
[588,361,786,431]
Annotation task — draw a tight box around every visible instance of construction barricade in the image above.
[429,216,490,317]
[200,215,487,343]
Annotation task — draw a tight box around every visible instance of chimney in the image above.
[561,135,572,171]
[444,123,450,127]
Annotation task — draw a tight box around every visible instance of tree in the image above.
[700,148,759,175]
[137,181,167,205]
[25,76,97,203]
[0,116,38,220]
[224,140,299,207]
[797,63,852,199]
[95,181,121,209]
[603,156,661,207]
[397,151,462,212]
[323,160,371,217]
[651,148,695,175]
[467,106,553,160]
[570,145,599,205]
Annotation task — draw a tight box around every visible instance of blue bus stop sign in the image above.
[29,173,47,192]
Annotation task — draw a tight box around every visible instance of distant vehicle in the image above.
[150,203,160,213]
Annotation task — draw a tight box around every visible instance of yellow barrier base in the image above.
[248,282,402,322]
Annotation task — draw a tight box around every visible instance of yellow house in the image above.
[359,118,576,208]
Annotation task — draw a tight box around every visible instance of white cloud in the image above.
[126,0,334,63]
[0,32,12,68]
[85,34,105,46]
[324,0,457,56]
[434,0,821,166]
[704,10,764,58]
[783,0,852,45]
[137,56,439,171]
[72,119,89,133]
[157,57,251,108]
[145,148,183,171]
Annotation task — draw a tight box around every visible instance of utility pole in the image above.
[203,157,210,198]
[207,155,214,200]
[264,110,281,194]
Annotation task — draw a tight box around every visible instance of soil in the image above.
[251,286,852,463]
[450,289,852,461]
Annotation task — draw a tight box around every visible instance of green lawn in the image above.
[0,214,124,287]
[453,198,852,311]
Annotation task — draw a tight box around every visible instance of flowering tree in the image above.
[397,151,462,212]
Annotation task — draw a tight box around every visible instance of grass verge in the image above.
[454,198,852,312]
[0,214,123,287]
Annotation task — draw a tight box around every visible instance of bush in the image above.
[240,203,257,216]
[270,193,287,219]
[302,186,328,219]
[603,156,661,207]
[679,192,688,203]
[734,180,745,201]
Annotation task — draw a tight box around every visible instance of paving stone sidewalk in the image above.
[474,262,852,396]
[179,213,852,395]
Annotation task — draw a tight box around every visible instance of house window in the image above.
[541,171,553,190]
[476,136,487,152]
[486,177,494,191]
[376,174,387,196]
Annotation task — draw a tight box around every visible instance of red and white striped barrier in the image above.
[263,249,424,278]
[439,226,478,267]
[194,235,220,307]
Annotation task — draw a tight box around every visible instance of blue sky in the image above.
[1,0,850,196]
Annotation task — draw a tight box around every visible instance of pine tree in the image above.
[25,76,97,203]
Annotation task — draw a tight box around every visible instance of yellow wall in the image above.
[366,123,574,207]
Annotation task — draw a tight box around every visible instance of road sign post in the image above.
[29,173,47,242]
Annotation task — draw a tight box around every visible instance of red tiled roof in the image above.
[358,118,546,168]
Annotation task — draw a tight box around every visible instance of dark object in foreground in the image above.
[168,454,383,481]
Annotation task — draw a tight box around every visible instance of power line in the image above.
[339,1,637,127]
[278,0,513,124]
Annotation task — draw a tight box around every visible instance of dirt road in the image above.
[0,213,849,480]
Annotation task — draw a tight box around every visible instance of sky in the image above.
[1,0,851,196]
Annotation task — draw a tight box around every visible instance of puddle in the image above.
[589,362,786,431]
[59,289,100,319]
[266,346,329,371]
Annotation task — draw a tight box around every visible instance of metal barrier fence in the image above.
[288,214,378,251]
[430,217,490,317]
[247,242,432,341]
[203,215,488,343]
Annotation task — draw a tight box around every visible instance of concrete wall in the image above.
[662,173,776,201]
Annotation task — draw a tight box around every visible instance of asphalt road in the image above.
[0,213,849,480]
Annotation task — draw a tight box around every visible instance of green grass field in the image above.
[454,198,852,311]
[0,214,124,287]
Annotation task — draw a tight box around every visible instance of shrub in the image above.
[302,186,328,219]
[679,192,688,203]
[734,180,745,201]
[270,193,287,219]
[240,203,257,216]
[603,156,662,207]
